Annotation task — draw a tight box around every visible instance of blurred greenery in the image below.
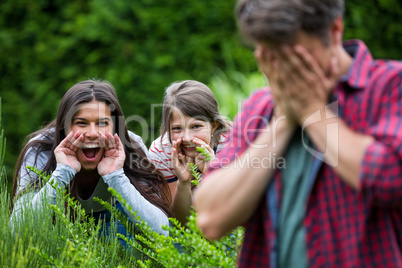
[1,0,401,189]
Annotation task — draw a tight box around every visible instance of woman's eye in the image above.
[171,127,181,132]
[75,121,87,126]
[98,121,109,127]
[193,124,203,129]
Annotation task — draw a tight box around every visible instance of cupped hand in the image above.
[97,131,126,176]
[276,45,339,125]
[171,139,193,184]
[192,137,215,174]
[54,131,84,172]
[254,44,298,126]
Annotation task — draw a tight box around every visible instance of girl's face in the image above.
[169,110,217,158]
[70,100,113,171]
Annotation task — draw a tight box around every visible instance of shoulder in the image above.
[344,40,402,91]
[149,135,172,158]
[127,130,144,144]
[216,133,229,154]
[365,59,402,102]
[239,88,274,117]
[372,60,402,81]
[244,88,273,105]
[29,127,55,143]
[127,130,149,156]
[23,128,55,158]
[233,88,274,132]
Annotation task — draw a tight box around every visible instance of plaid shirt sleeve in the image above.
[205,88,275,268]
[208,88,274,172]
[359,66,402,207]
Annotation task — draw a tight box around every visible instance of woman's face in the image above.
[169,110,216,158]
[70,100,113,171]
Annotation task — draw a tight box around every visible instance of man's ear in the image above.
[330,17,344,46]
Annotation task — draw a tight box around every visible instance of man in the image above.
[194,0,402,267]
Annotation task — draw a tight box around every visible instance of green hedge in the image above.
[0,0,256,182]
[1,0,402,186]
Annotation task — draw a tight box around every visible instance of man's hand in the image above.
[277,45,339,125]
[254,44,298,125]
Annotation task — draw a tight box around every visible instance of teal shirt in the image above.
[278,129,313,268]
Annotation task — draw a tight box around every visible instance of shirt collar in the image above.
[340,39,373,90]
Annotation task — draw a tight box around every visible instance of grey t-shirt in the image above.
[278,129,313,268]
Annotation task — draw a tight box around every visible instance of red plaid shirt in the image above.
[207,40,402,267]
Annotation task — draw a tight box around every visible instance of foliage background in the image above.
[1,0,402,190]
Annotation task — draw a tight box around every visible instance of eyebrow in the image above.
[73,117,111,121]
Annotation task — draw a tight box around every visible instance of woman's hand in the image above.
[192,137,215,174]
[54,131,84,172]
[172,139,193,184]
[97,131,126,176]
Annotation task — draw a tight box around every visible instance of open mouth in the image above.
[181,144,196,151]
[81,144,101,161]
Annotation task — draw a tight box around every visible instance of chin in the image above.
[80,163,99,171]
[183,151,197,159]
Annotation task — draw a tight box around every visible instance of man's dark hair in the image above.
[236,0,344,46]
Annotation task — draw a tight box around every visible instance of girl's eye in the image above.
[171,127,181,132]
[192,124,203,129]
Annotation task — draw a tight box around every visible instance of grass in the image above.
[0,69,258,267]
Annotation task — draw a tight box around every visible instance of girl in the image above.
[149,80,231,223]
[11,80,172,239]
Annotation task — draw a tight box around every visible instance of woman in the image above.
[11,79,172,239]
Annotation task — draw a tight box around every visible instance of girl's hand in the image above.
[54,131,84,172]
[172,139,193,184]
[97,132,126,176]
[192,138,215,173]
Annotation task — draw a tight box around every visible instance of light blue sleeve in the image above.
[11,164,76,223]
[102,168,169,236]
[127,131,150,159]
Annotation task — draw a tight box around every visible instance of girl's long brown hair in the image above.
[11,80,172,217]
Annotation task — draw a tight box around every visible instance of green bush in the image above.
[2,0,402,189]
[0,169,244,268]
[209,70,267,120]
[0,0,256,183]
[0,103,244,266]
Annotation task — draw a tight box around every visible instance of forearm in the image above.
[194,120,294,239]
[303,109,374,189]
[12,164,76,222]
[172,180,192,224]
[103,169,169,236]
